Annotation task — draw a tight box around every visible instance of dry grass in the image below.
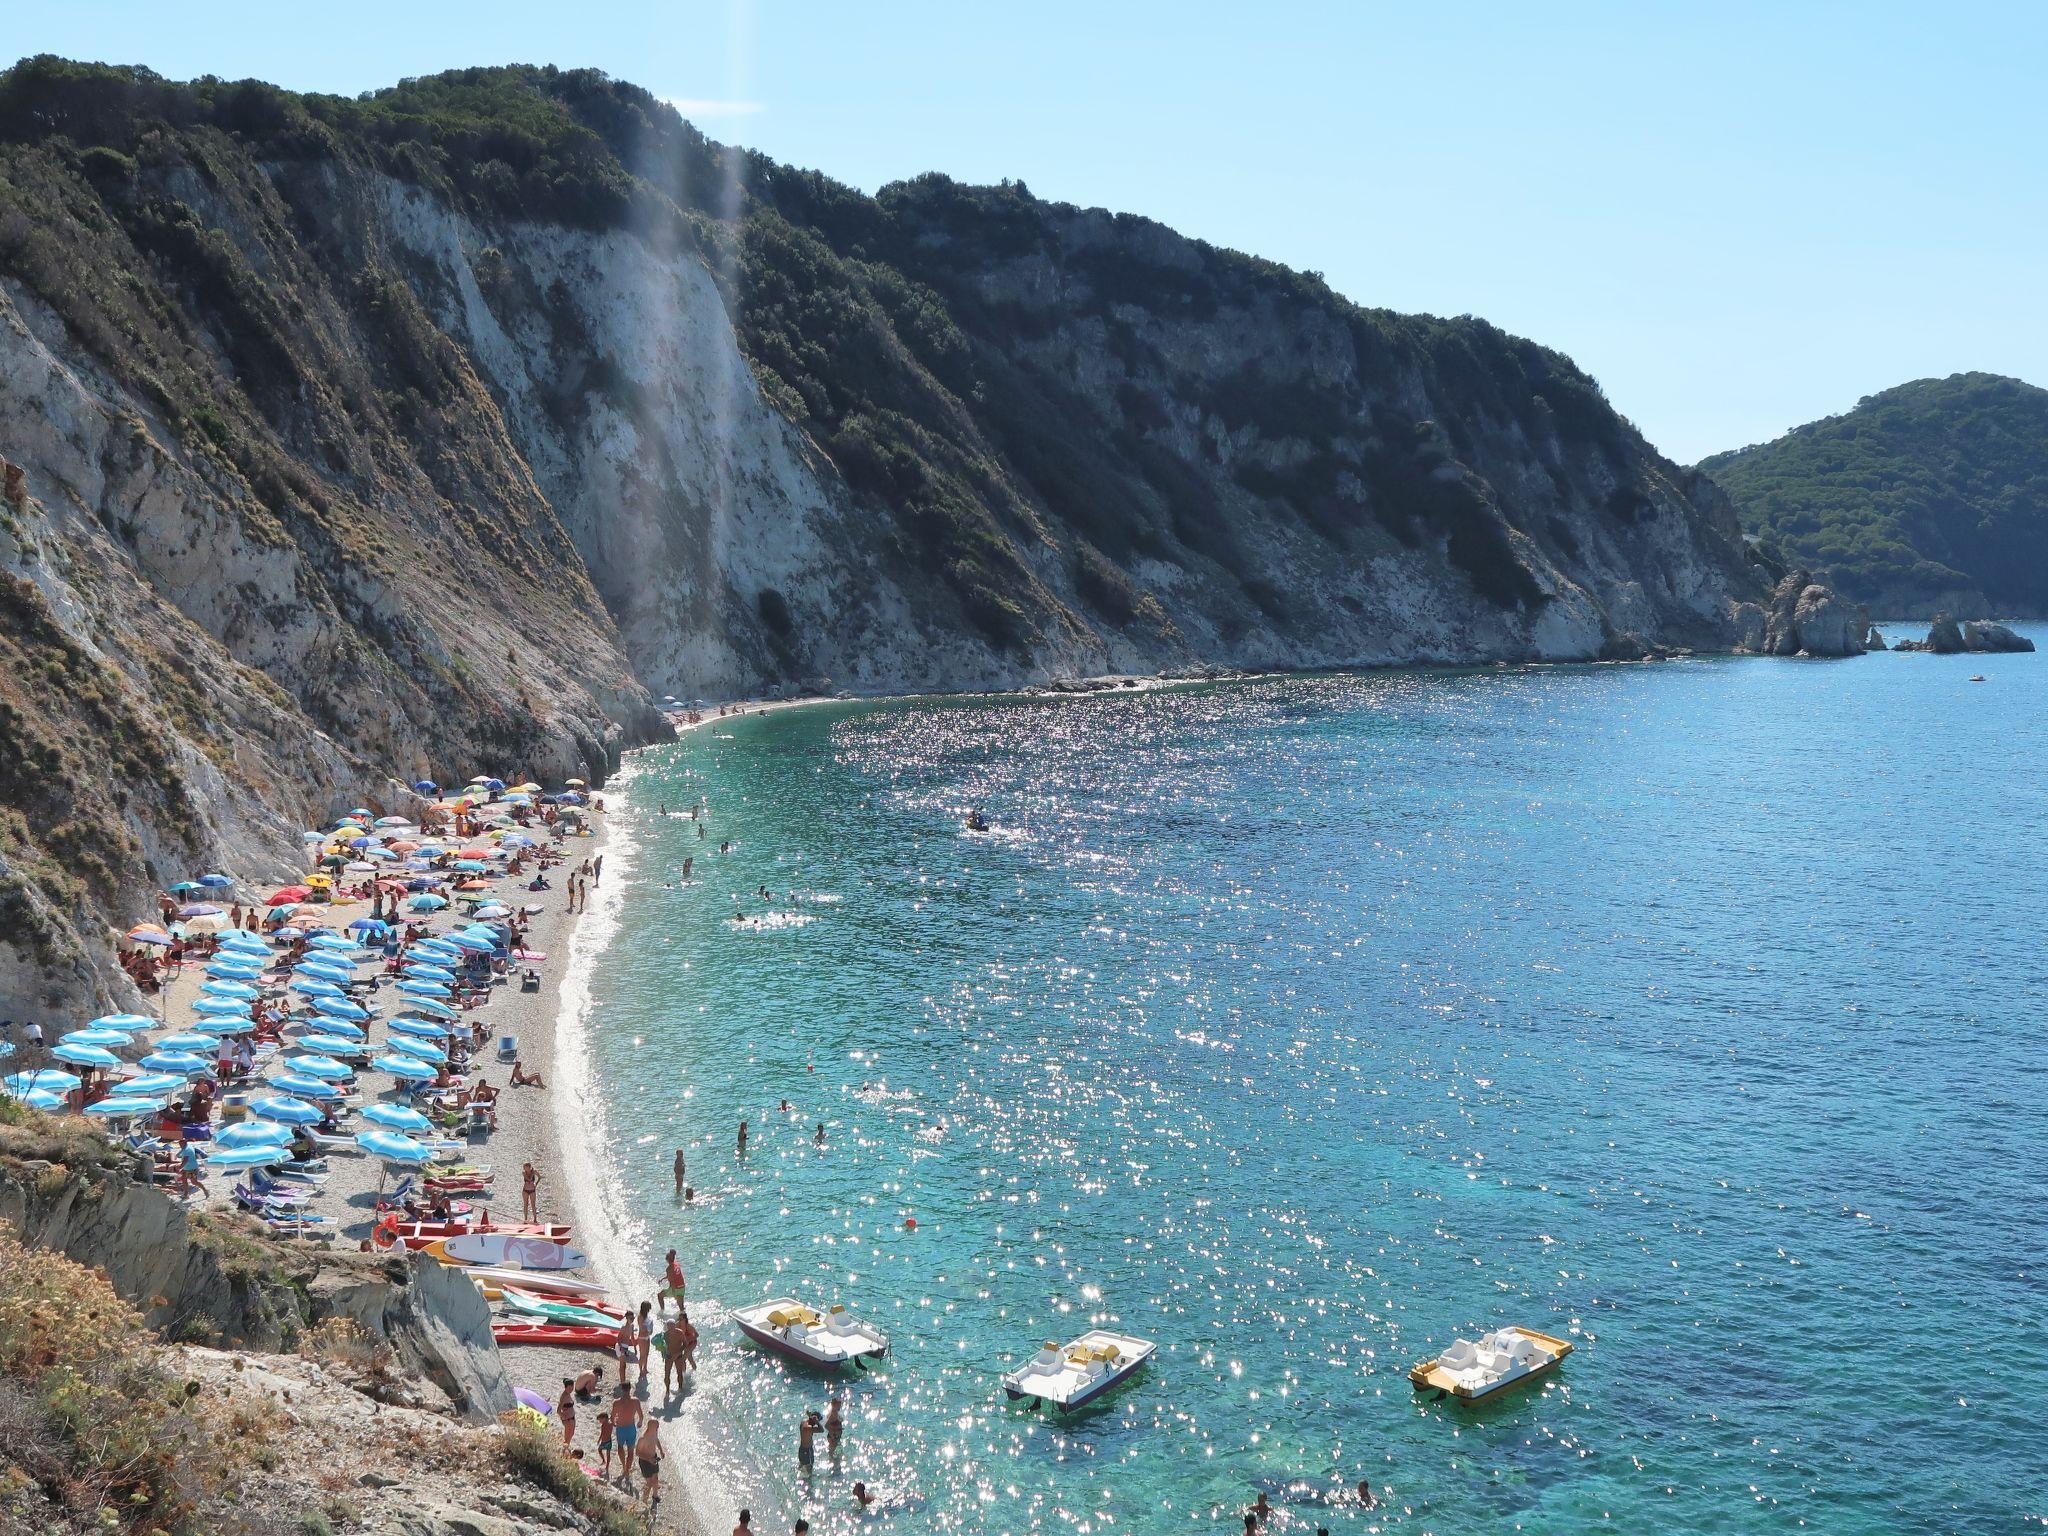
[0,1224,238,1532]
[499,1413,649,1536]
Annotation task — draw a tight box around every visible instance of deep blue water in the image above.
[583,637,2048,1535]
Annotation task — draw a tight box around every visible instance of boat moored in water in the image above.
[1003,1329,1155,1411]
[1408,1325,1573,1403]
[731,1298,889,1369]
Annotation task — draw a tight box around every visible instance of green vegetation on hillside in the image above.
[1701,373,2048,613]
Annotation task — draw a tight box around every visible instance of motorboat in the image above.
[730,1298,889,1370]
[964,810,990,833]
[1003,1329,1154,1411]
[1408,1325,1572,1403]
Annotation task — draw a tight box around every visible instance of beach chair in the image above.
[495,1034,518,1062]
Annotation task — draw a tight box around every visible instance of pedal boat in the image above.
[1408,1325,1572,1403]
[1004,1329,1155,1411]
[730,1298,889,1370]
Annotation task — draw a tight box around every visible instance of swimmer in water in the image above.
[1357,1478,1377,1509]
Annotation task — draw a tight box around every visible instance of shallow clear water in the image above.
[583,639,2048,1535]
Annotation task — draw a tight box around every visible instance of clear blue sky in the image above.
[15,1,2045,461]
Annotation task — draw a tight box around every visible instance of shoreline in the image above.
[543,695,836,1536]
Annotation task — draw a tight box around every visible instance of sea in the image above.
[566,632,2048,1535]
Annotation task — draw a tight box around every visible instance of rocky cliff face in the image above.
[0,60,1784,1012]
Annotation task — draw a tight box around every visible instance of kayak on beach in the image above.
[430,1232,591,1270]
[491,1322,618,1349]
[373,1213,571,1250]
[499,1286,625,1328]
[456,1266,610,1301]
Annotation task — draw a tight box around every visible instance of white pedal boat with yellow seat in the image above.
[1004,1329,1155,1411]
[731,1298,889,1370]
[1409,1325,1572,1403]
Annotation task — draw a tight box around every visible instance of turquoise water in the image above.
[584,641,2048,1535]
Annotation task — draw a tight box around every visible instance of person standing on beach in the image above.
[521,1160,540,1222]
[556,1378,577,1451]
[673,1149,686,1197]
[635,1300,655,1380]
[610,1384,642,1485]
[635,1414,663,1507]
[662,1307,687,1393]
[594,853,604,883]
[615,1312,638,1383]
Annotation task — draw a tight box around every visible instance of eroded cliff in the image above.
[0,59,1780,1013]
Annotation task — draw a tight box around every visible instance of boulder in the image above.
[1760,570,1868,657]
[1864,625,1887,651]
[1925,613,1967,653]
[1962,620,2036,653]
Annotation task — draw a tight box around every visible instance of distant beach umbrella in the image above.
[348,918,391,936]
[361,1103,432,1132]
[373,1054,437,1081]
[139,1051,210,1075]
[62,1028,135,1048]
[310,997,370,1022]
[217,933,269,954]
[205,1144,290,1169]
[5,1069,82,1095]
[299,1018,366,1041]
[402,965,457,983]
[397,979,450,999]
[51,1042,120,1068]
[267,1073,342,1100]
[401,998,458,1020]
[298,1033,367,1056]
[12,1089,62,1110]
[356,1129,433,1164]
[386,1035,446,1064]
[204,961,265,981]
[169,881,203,893]
[201,980,260,1000]
[193,997,253,1017]
[83,1095,163,1118]
[126,925,174,946]
[197,874,233,889]
[285,1053,353,1081]
[214,1121,294,1149]
[89,1014,156,1031]
[409,894,449,912]
[118,1073,185,1095]
[177,903,224,919]
[290,979,345,999]
[295,962,357,985]
[386,1016,449,1040]
[154,1033,220,1052]
[249,1095,323,1125]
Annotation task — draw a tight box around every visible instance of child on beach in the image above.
[595,1408,614,1476]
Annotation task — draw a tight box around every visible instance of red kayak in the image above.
[492,1322,617,1348]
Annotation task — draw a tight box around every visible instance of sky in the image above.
[13,1,2045,462]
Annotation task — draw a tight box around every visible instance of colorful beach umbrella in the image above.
[372,1054,437,1081]
[204,961,264,981]
[402,998,458,1020]
[126,925,173,946]
[408,894,449,912]
[193,997,253,1017]
[139,1051,211,1075]
[403,964,457,983]
[154,1032,220,1052]
[197,874,233,889]
[298,1017,366,1041]
[311,997,370,1022]
[11,1088,62,1111]
[218,931,269,952]
[397,979,450,998]
[290,978,345,999]
[200,980,260,1000]
[385,1035,446,1063]
[298,1032,367,1055]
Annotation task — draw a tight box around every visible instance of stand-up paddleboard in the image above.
[455,1266,609,1301]
[430,1232,589,1270]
